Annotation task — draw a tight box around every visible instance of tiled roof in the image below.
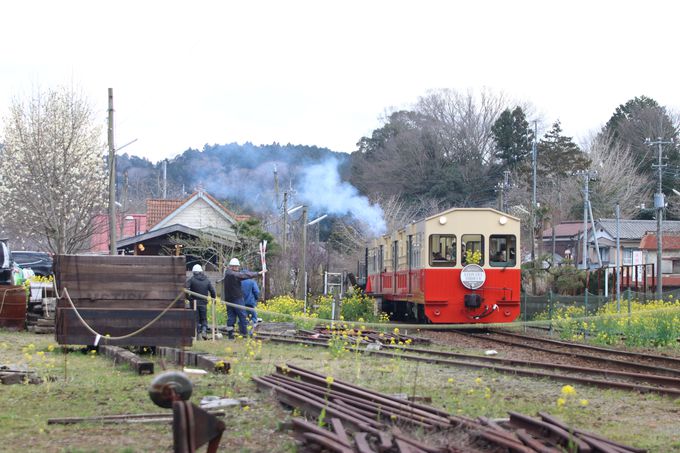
[639,233,680,250]
[146,198,187,230]
[598,219,680,240]
[542,221,584,238]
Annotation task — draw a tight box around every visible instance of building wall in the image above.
[170,198,234,231]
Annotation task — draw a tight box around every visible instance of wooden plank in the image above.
[59,272,185,283]
[99,345,154,375]
[55,254,187,267]
[57,299,186,309]
[58,288,183,301]
[56,307,194,347]
[56,264,186,278]
[60,281,184,292]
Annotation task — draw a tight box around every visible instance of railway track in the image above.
[257,331,680,397]
[463,329,680,376]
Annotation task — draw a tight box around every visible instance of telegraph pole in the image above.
[503,170,510,213]
[300,206,308,301]
[647,137,673,298]
[530,121,537,294]
[282,192,288,254]
[108,88,116,255]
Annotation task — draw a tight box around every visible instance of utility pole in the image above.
[299,206,308,301]
[647,137,673,298]
[616,203,621,312]
[530,121,537,294]
[108,88,116,255]
[581,172,588,270]
[503,170,510,213]
[162,159,167,199]
[282,192,288,254]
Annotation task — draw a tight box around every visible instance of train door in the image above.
[392,240,398,295]
[377,245,384,293]
[407,235,413,294]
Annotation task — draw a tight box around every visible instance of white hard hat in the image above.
[192,264,203,273]
[228,258,240,267]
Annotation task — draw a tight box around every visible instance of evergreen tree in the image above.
[538,120,590,178]
[491,106,534,169]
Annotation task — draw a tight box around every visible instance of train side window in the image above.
[489,235,516,267]
[461,234,484,266]
[429,234,456,267]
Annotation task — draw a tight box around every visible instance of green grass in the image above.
[1,329,679,452]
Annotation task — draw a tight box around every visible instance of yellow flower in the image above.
[393,327,400,335]
[447,378,454,383]
[243,405,250,411]
[561,385,576,396]
[579,399,589,407]
[557,398,566,407]
[47,344,55,352]
[474,377,482,385]
[24,353,32,361]
[325,376,334,385]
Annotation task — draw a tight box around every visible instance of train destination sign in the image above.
[460,264,486,290]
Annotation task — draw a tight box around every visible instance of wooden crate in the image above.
[55,255,193,347]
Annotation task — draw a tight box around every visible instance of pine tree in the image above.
[491,106,533,169]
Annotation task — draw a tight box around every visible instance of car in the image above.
[11,251,53,277]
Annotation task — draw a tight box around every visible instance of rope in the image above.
[61,287,186,341]
[0,286,27,317]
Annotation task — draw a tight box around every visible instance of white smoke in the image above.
[298,159,386,235]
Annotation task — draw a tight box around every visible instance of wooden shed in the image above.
[54,255,194,347]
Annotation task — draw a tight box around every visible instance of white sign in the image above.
[460,264,486,290]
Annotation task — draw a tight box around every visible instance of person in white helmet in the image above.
[222,257,261,339]
[186,264,216,339]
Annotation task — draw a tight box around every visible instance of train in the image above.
[363,207,521,324]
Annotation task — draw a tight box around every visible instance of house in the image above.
[542,219,680,286]
[639,233,680,286]
[88,191,250,265]
[116,191,249,258]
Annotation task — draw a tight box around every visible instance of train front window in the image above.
[461,234,484,266]
[489,235,516,267]
[429,234,456,267]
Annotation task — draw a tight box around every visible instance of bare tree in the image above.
[585,134,652,218]
[0,87,106,254]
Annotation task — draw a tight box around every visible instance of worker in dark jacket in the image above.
[186,264,216,339]
[241,271,261,324]
[222,258,261,339]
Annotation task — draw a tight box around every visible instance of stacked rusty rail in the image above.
[256,364,646,452]
[54,255,194,347]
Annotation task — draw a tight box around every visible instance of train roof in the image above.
[423,207,520,223]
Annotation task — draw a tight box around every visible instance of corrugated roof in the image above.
[598,219,680,240]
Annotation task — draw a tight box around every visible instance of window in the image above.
[429,234,456,267]
[623,248,633,265]
[489,235,516,267]
[409,233,422,268]
[461,234,484,266]
[367,248,376,274]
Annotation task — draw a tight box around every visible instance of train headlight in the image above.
[439,216,447,225]
[499,216,508,225]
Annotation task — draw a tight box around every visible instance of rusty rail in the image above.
[256,364,645,452]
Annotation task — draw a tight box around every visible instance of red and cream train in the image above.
[364,207,521,324]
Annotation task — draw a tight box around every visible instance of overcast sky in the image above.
[1,0,678,163]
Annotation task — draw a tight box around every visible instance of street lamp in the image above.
[124,215,140,237]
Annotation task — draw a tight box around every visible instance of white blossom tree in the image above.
[0,87,106,254]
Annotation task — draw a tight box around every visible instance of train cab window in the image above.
[489,235,516,267]
[429,234,456,267]
[461,234,484,266]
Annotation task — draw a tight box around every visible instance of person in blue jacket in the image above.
[241,271,261,324]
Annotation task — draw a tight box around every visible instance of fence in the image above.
[520,287,680,323]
